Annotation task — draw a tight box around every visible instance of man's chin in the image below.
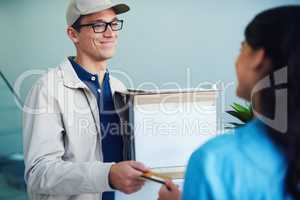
[96,52,115,61]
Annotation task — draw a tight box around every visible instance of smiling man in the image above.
[23,0,148,200]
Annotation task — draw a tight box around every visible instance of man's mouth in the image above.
[93,39,116,49]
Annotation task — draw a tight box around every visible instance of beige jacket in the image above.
[22,58,127,200]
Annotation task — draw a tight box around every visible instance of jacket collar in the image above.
[69,57,96,82]
[58,57,120,96]
[59,57,88,89]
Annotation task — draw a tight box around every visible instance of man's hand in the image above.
[158,180,181,200]
[109,161,149,194]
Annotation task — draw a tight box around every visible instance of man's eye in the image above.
[94,23,106,28]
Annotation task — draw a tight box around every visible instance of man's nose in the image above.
[103,25,114,37]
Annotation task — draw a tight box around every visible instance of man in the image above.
[22,0,148,199]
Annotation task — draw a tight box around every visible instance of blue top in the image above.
[182,119,293,200]
[69,57,123,200]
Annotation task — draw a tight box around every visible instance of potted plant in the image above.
[226,103,254,129]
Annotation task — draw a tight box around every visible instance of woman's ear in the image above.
[67,27,79,44]
[252,48,272,78]
[251,48,266,70]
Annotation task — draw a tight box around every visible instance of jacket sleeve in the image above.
[22,79,114,195]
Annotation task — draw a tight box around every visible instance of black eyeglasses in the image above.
[78,19,124,33]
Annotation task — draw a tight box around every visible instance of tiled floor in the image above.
[0,174,28,200]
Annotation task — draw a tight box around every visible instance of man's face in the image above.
[74,9,119,62]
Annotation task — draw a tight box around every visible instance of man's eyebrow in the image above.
[89,17,119,23]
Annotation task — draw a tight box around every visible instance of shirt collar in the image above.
[68,57,98,82]
[68,56,109,83]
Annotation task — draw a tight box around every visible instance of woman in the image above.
[158,6,300,200]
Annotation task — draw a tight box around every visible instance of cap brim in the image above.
[111,3,130,15]
[81,3,130,16]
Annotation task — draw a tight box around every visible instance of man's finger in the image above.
[125,179,145,188]
[128,182,145,188]
[131,179,146,185]
[130,161,149,172]
[124,185,144,194]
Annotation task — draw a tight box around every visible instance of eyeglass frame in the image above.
[76,19,124,33]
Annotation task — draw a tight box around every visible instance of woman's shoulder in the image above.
[192,129,239,158]
[189,119,285,175]
[189,120,263,165]
[185,120,289,200]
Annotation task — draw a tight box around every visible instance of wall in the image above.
[0,0,298,156]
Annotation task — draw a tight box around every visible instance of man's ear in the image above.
[67,27,79,44]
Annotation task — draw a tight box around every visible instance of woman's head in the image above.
[236,5,300,198]
[235,40,269,101]
[235,6,300,103]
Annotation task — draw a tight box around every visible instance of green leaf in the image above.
[228,122,245,128]
[226,110,249,123]
[230,103,253,121]
[232,103,249,114]
[226,102,254,129]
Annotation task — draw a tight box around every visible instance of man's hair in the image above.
[71,16,83,32]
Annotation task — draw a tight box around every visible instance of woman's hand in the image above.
[158,180,181,200]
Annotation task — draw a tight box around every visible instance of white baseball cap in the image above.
[66,0,130,26]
